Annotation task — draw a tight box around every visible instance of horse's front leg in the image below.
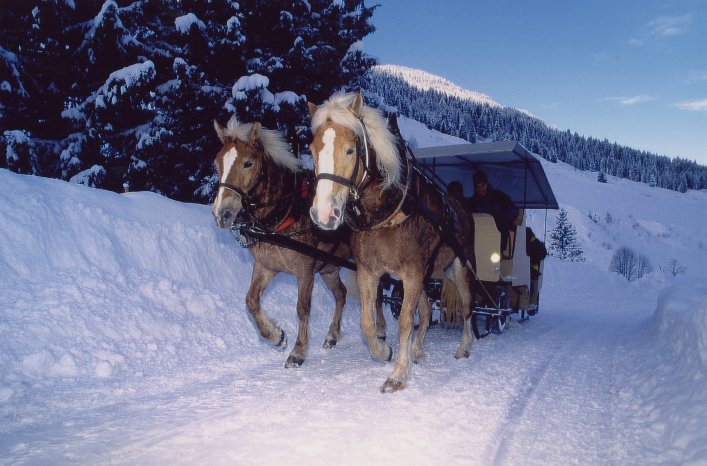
[285,265,316,367]
[358,268,391,362]
[381,274,423,393]
[412,289,432,363]
[319,269,346,349]
[451,259,474,359]
[246,262,285,348]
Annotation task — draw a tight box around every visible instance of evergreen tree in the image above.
[549,209,584,261]
[1,0,378,201]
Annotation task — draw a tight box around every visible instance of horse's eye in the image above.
[243,160,254,168]
[346,147,355,156]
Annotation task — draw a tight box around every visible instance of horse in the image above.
[212,117,367,368]
[307,93,476,392]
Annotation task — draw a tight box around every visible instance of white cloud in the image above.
[620,95,654,105]
[603,95,655,106]
[629,14,692,45]
[688,70,707,82]
[673,99,707,111]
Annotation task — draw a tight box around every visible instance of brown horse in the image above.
[308,93,476,392]
[212,117,361,368]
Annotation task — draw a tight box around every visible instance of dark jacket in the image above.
[467,187,519,230]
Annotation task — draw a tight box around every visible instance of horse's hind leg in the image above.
[451,260,474,359]
[285,267,315,368]
[412,290,432,363]
[358,267,392,362]
[246,263,285,348]
[319,269,346,349]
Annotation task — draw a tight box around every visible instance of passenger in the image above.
[446,180,464,201]
[467,171,519,257]
[525,226,547,307]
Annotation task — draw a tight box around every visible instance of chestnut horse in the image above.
[212,117,362,368]
[308,93,476,392]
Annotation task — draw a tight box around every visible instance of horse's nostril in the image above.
[221,210,233,220]
[332,207,341,218]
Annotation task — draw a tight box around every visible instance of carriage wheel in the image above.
[496,293,509,332]
[471,311,481,338]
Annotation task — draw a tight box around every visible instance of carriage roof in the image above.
[411,140,559,210]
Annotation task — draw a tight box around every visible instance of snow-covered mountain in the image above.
[374,64,501,108]
[0,120,705,464]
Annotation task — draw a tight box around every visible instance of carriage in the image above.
[215,93,558,391]
[381,140,558,338]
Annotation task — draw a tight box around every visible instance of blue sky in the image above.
[363,0,707,165]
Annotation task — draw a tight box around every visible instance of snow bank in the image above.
[0,170,260,390]
[655,285,707,379]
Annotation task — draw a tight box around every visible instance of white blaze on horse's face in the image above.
[215,146,238,206]
[310,124,357,230]
[313,128,337,222]
[212,144,245,229]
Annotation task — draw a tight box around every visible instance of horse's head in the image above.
[212,118,300,229]
[308,93,402,231]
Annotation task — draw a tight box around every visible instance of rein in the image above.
[230,225,357,271]
[218,169,303,234]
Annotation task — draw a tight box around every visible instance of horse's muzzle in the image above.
[309,205,342,230]
[213,206,247,229]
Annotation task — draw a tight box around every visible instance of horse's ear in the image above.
[307,102,318,119]
[249,121,262,141]
[214,120,226,143]
[349,93,364,118]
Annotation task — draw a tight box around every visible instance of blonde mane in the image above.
[310,93,401,188]
[223,117,302,172]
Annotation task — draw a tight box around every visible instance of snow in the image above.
[232,74,275,104]
[1,120,706,464]
[175,13,206,34]
[100,61,155,105]
[375,64,501,108]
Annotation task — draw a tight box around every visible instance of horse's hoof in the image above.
[454,349,470,359]
[285,355,304,368]
[380,378,405,393]
[323,337,337,349]
[275,330,287,348]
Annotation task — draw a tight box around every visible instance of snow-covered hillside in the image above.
[1,121,706,464]
[374,64,501,108]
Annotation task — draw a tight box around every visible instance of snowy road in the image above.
[3,276,665,465]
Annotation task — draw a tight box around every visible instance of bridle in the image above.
[217,180,261,219]
[313,117,372,205]
[217,161,302,242]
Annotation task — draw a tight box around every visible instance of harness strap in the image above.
[242,228,357,271]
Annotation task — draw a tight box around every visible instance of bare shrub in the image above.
[660,258,686,277]
[610,247,653,282]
